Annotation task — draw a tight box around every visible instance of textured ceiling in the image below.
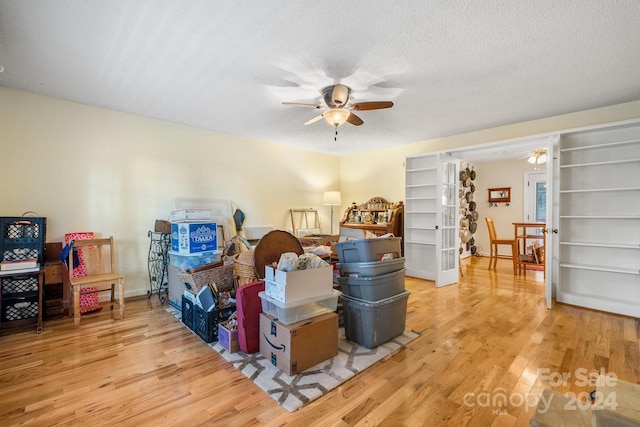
[1,1,639,156]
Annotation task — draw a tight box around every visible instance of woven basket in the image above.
[177,257,235,295]
[234,252,257,287]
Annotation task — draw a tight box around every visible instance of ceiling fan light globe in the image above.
[528,156,536,164]
[324,108,350,127]
[538,154,547,164]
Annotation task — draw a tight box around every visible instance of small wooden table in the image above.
[513,222,546,276]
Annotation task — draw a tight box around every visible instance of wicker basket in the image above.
[177,257,235,295]
[234,252,257,287]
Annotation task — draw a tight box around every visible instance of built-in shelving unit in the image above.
[404,156,438,280]
[557,125,640,317]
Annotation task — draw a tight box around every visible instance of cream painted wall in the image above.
[0,88,340,296]
[2,87,639,297]
[472,159,545,257]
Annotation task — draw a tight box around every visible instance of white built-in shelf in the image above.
[559,187,640,194]
[406,168,437,174]
[560,263,639,275]
[560,241,640,249]
[560,158,640,168]
[405,210,436,214]
[559,138,640,152]
[559,215,640,220]
[405,196,437,201]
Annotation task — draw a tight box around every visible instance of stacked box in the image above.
[336,238,408,348]
[263,265,333,303]
[170,222,217,255]
[259,311,338,375]
[218,320,239,353]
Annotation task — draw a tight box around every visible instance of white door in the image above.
[544,137,556,309]
[436,155,460,287]
[404,153,460,287]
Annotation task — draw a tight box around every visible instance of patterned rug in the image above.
[166,306,420,412]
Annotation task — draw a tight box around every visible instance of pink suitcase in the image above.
[236,280,265,353]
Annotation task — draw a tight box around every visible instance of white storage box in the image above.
[171,222,217,254]
[264,265,333,303]
[259,289,340,324]
[170,208,211,222]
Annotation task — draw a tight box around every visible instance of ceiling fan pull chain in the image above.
[335,125,338,142]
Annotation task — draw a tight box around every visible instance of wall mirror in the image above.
[488,187,511,203]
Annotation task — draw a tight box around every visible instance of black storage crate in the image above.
[0,217,47,264]
[194,303,236,343]
[181,295,196,331]
[2,295,39,322]
[1,274,39,295]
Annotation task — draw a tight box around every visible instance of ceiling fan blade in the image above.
[304,114,324,125]
[346,112,363,126]
[351,101,394,111]
[283,102,322,109]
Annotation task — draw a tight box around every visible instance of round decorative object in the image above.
[471,210,479,221]
[463,177,471,187]
[459,247,463,255]
[459,188,464,198]
[466,241,471,251]
[469,221,478,234]
[469,237,475,246]
[460,217,469,228]
[465,192,473,202]
[460,198,468,209]
[461,229,471,243]
[469,201,477,212]
[470,168,477,180]
[470,245,477,255]
[470,183,476,193]
[459,170,468,181]
[253,230,304,279]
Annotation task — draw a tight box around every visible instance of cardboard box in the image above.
[170,209,211,222]
[218,320,240,353]
[259,311,338,375]
[263,265,333,303]
[170,222,217,254]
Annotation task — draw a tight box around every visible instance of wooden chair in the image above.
[485,217,517,274]
[68,237,125,326]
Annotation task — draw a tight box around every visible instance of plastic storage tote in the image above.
[259,289,341,325]
[341,290,410,348]
[337,257,405,278]
[337,268,406,301]
[334,237,402,263]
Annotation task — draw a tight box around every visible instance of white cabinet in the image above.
[557,123,640,317]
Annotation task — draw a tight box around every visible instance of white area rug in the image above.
[166,306,419,412]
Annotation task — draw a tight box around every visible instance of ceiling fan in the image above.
[282,84,394,128]
[520,148,548,168]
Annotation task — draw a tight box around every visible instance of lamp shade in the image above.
[323,191,341,205]
[323,108,350,127]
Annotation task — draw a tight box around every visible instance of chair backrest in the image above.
[68,237,117,280]
[485,217,497,242]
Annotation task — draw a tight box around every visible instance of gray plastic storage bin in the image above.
[334,237,402,263]
[337,268,406,301]
[341,290,409,348]
[337,257,405,277]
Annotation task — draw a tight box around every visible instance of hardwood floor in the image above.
[0,257,638,426]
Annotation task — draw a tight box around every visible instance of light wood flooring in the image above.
[0,257,638,426]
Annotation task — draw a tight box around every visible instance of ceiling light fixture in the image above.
[323,108,350,127]
[528,148,548,166]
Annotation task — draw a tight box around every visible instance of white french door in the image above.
[405,153,460,287]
